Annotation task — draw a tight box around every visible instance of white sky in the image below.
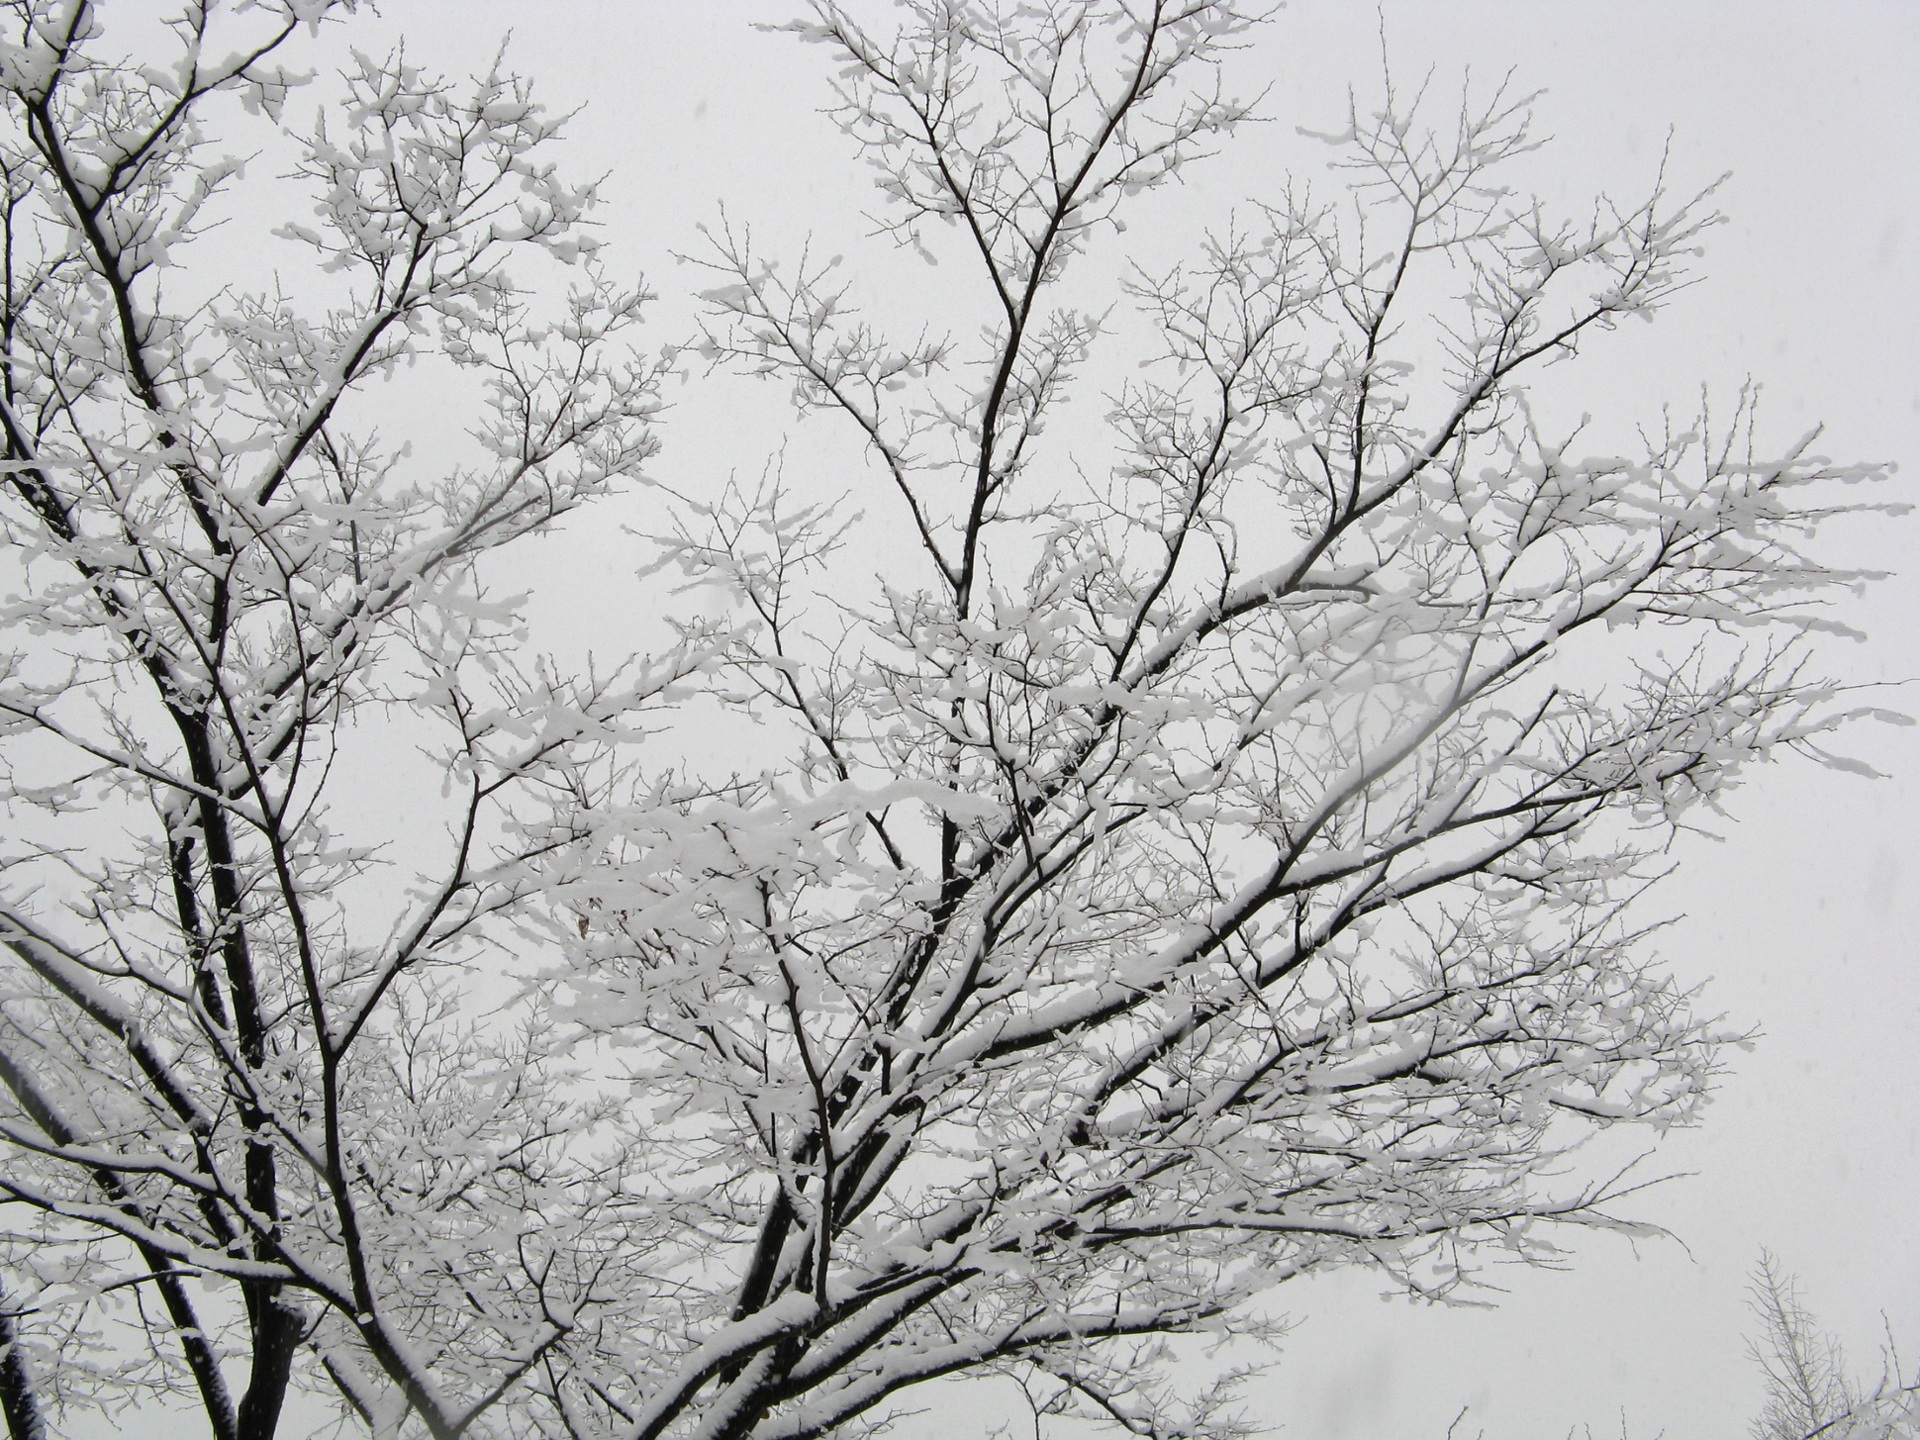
[73,3,1920,1437]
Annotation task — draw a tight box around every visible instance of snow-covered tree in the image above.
[1748,1254,1919,1440]
[0,3,706,1436]
[0,2,1894,1438]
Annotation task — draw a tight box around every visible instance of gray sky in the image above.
[79,3,1920,1437]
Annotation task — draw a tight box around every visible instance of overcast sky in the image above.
[79,3,1920,1437]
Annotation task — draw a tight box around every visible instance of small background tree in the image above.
[1748,1254,1919,1440]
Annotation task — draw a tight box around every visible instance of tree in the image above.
[0,3,704,1437]
[1748,1254,1919,1440]
[0,3,1893,1439]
